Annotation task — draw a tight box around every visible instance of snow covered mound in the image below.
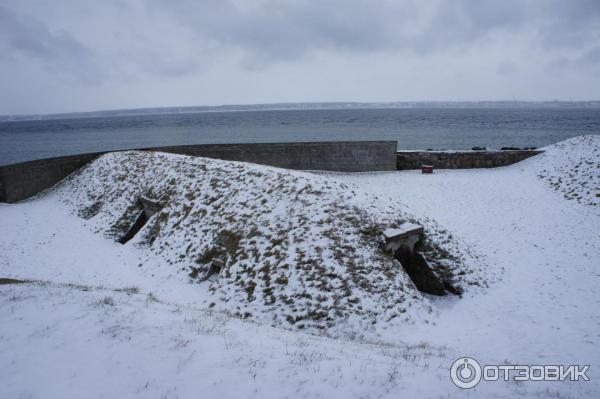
[533,135,600,207]
[52,151,486,336]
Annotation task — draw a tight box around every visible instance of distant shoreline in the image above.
[2,100,600,123]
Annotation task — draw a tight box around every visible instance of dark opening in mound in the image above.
[199,258,225,282]
[383,224,449,296]
[394,248,447,296]
[117,197,164,244]
[118,210,148,244]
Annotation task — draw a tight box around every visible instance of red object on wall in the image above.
[421,165,433,174]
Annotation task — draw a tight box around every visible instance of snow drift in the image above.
[51,151,485,336]
[532,135,600,209]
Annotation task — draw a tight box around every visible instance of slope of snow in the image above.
[531,135,600,209]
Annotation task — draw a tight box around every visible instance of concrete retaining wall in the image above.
[396,150,542,170]
[0,152,104,203]
[149,141,397,172]
[0,142,544,203]
[0,141,397,203]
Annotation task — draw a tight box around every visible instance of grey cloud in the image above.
[146,0,420,61]
[537,1,600,50]
[416,0,600,54]
[140,0,600,65]
[546,44,600,71]
[0,5,88,60]
[577,46,600,66]
[1,0,599,114]
[546,55,573,71]
[414,0,529,52]
[496,61,517,76]
[4,1,599,75]
[0,4,102,83]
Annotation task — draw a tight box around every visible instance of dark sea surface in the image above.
[1,107,599,165]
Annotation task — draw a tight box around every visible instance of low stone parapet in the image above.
[396,149,543,170]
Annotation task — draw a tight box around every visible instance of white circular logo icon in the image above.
[450,357,482,389]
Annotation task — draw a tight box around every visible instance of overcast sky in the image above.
[1,0,599,114]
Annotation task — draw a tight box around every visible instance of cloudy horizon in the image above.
[1,0,600,115]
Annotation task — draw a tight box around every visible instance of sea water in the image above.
[1,107,599,165]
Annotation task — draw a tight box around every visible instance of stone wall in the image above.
[396,150,542,170]
[0,141,397,203]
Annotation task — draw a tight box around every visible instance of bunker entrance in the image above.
[118,210,148,244]
[383,224,448,296]
[198,258,225,282]
[118,197,163,245]
[395,246,447,296]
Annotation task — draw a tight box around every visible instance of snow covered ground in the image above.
[1,136,599,398]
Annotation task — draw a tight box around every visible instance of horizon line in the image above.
[2,99,600,122]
